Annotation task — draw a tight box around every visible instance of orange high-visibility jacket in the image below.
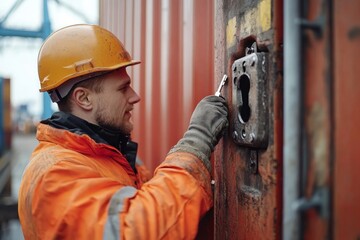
[18,123,213,239]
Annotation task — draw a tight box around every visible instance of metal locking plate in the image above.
[231,42,269,149]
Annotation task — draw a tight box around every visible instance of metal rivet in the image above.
[249,133,255,143]
[241,129,246,139]
[249,150,258,174]
[251,56,256,66]
[242,61,246,72]
[232,131,239,141]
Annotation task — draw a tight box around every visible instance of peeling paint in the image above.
[240,0,272,36]
[307,103,328,186]
[241,8,258,36]
[260,0,271,32]
[226,16,237,49]
[216,0,280,238]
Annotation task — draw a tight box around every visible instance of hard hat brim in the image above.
[40,60,140,92]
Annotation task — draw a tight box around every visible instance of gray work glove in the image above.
[168,96,228,171]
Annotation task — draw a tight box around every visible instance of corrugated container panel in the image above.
[333,0,360,238]
[100,0,215,171]
[301,0,331,237]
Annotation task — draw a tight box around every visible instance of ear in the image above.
[72,87,93,111]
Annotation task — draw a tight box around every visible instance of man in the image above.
[18,24,228,239]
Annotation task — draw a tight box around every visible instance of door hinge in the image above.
[292,187,329,219]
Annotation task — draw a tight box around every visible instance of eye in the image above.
[118,84,130,92]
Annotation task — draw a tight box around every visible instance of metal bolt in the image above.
[241,129,246,139]
[232,131,239,142]
[250,161,256,169]
[251,56,256,66]
[242,61,246,72]
[211,179,216,191]
[249,150,258,174]
[249,133,255,143]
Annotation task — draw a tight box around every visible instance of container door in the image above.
[214,0,283,239]
[298,0,332,238]
[301,0,360,239]
[333,0,360,238]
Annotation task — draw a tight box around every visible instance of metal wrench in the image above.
[215,74,228,97]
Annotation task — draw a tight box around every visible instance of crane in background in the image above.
[0,0,94,119]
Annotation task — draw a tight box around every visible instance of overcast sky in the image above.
[0,0,99,118]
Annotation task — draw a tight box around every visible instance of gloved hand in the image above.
[168,95,228,170]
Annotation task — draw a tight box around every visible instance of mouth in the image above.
[125,107,134,117]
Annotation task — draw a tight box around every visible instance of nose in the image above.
[128,87,141,104]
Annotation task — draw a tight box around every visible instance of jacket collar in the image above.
[41,112,137,172]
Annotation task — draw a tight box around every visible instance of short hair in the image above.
[57,75,106,112]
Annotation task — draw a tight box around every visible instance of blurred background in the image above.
[0,0,99,121]
[0,0,98,238]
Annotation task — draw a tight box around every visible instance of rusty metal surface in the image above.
[214,0,282,239]
[97,0,360,239]
[301,0,331,239]
[99,0,215,172]
[333,0,360,239]
[300,0,331,239]
[298,0,360,239]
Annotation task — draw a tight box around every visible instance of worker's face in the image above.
[93,68,140,134]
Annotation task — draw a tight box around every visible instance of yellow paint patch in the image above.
[226,17,237,48]
[239,0,272,36]
[241,8,258,36]
[259,0,271,31]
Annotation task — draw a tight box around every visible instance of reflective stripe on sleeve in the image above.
[103,186,137,240]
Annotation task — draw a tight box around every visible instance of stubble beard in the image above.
[95,110,132,135]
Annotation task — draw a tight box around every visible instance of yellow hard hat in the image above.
[38,24,140,101]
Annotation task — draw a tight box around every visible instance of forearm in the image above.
[118,152,213,239]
